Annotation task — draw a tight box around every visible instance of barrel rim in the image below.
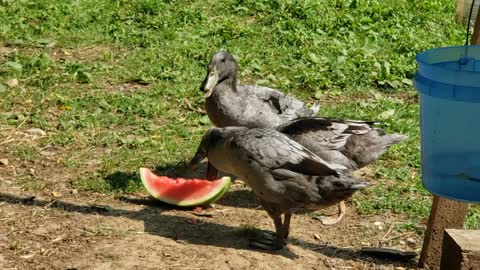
[416,45,480,76]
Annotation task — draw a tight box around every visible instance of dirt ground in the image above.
[0,171,423,270]
[0,124,422,270]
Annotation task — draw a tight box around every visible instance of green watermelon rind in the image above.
[203,176,231,205]
[139,168,231,207]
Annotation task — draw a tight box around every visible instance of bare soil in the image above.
[0,122,423,270]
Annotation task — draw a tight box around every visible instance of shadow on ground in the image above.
[215,188,259,209]
[0,192,417,266]
[104,171,141,191]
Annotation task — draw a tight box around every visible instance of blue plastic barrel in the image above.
[414,45,480,203]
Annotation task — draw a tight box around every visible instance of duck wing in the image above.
[277,117,406,170]
[288,117,407,169]
[230,128,347,177]
[225,128,367,207]
[241,85,316,119]
[277,117,375,150]
[276,117,379,170]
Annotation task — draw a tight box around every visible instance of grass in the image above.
[0,0,478,229]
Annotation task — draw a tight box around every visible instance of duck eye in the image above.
[221,58,226,62]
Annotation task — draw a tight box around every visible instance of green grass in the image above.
[0,0,478,228]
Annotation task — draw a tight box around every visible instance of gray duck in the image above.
[189,127,368,250]
[276,117,407,224]
[200,51,319,128]
[199,51,405,225]
[199,51,346,224]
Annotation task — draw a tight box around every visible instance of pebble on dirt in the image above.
[406,237,416,245]
[0,158,8,166]
[25,128,47,136]
[5,78,18,88]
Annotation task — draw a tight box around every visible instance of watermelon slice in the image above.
[139,168,231,207]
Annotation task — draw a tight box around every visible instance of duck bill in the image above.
[188,145,207,170]
[203,66,219,98]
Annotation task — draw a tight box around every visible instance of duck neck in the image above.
[205,73,243,127]
[219,73,237,92]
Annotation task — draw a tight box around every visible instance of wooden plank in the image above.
[440,229,480,270]
[419,196,469,270]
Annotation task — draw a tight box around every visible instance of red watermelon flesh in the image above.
[139,168,230,207]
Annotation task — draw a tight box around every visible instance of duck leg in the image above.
[318,201,346,225]
[206,161,218,180]
[249,201,286,251]
[249,215,285,251]
[272,215,287,248]
[283,210,292,240]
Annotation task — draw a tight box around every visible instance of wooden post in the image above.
[419,196,469,269]
[456,0,480,25]
[419,5,480,269]
[456,0,466,24]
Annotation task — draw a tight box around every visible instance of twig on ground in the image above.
[382,223,395,240]
[184,98,206,114]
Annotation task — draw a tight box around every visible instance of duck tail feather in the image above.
[381,134,408,147]
[351,181,369,190]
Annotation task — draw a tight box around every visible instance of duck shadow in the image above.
[0,192,295,258]
[0,192,417,266]
[104,171,141,191]
[216,188,259,209]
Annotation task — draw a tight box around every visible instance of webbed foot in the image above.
[248,231,285,251]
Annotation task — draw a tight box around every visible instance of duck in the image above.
[198,51,403,225]
[199,51,347,224]
[189,127,368,250]
[275,117,407,224]
[199,51,319,128]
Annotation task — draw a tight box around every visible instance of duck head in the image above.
[188,127,244,169]
[200,51,238,98]
[189,128,223,169]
